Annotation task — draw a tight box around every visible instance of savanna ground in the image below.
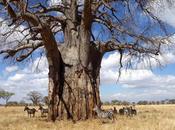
[0,105,175,130]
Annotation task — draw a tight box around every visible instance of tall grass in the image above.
[0,105,175,130]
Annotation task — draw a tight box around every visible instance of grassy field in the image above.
[0,105,175,130]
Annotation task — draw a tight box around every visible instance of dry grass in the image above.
[0,105,175,130]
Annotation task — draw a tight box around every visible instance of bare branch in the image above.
[0,42,43,61]
[99,39,160,55]
[34,4,67,14]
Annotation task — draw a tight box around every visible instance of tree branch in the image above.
[99,39,160,55]
[0,42,43,61]
[82,0,93,29]
[34,4,67,14]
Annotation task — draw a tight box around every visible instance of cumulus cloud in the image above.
[5,66,18,73]
[100,48,175,101]
[8,74,25,81]
[110,88,175,102]
[101,46,175,82]
[148,0,175,27]
[0,56,48,102]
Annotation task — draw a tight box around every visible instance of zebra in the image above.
[119,107,127,115]
[129,106,137,116]
[24,106,37,117]
[93,105,115,123]
[38,105,48,117]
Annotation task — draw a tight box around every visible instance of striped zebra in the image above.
[38,105,48,117]
[128,106,137,116]
[24,106,37,117]
[93,105,115,123]
[119,107,127,115]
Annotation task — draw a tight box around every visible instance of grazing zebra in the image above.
[24,106,37,117]
[119,107,127,115]
[93,105,115,123]
[130,106,137,116]
[38,105,48,117]
[126,107,132,117]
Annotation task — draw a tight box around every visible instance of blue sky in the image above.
[1,0,175,103]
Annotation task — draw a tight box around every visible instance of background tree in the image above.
[3,92,14,105]
[0,89,14,105]
[6,101,18,106]
[0,89,4,99]
[26,91,43,105]
[0,0,174,121]
[19,100,27,106]
[111,100,121,105]
[137,100,149,105]
[103,101,111,105]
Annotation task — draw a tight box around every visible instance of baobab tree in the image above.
[26,91,43,105]
[0,0,174,121]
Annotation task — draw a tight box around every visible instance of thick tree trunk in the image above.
[46,44,103,121]
[41,14,103,121]
[49,20,104,120]
[40,26,63,121]
[57,43,103,121]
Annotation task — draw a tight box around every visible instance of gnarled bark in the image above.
[57,43,103,120]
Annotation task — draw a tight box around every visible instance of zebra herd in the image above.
[24,105,48,118]
[118,106,137,116]
[93,105,137,123]
[24,105,137,123]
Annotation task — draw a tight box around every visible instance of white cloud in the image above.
[0,56,48,102]
[148,0,175,27]
[49,0,84,5]
[101,43,175,73]
[5,66,18,73]
[110,88,175,102]
[101,64,175,89]
[0,18,30,50]
[100,48,175,101]
[49,0,63,5]
[27,56,48,72]
[8,74,25,81]
[101,49,175,85]
[101,48,175,84]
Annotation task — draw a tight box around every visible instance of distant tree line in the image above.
[103,100,131,106]
[0,90,48,106]
[103,99,175,106]
[1,89,175,106]
[137,99,175,105]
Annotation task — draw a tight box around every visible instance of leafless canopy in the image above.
[0,0,174,66]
